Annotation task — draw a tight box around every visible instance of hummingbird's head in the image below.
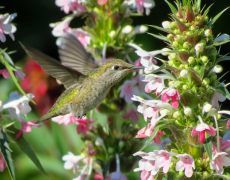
[91,59,136,86]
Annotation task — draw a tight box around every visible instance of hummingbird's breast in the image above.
[72,78,111,116]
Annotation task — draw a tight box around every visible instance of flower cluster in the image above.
[0,11,39,176]
[51,0,154,59]
[132,0,230,179]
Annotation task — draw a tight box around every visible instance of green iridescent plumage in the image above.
[23,35,135,120]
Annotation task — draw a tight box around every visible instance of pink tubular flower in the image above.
[143,74,165,94]
[97,0,108,6]
[191,122,216,143]
[154,150,172,174]
[176,154,195,178]
[76,118,93,135]
[227,119,230,129]
[16,121,39,139]
[0,13,17,42]
[0,69,10,79]
[50,18,71,37]
[211,152,230,174]
[52,113,79,125]
[134,150,173,179]
[52,113,93,134]
[70,28,91,48]
[123,109,139,122]
[120,80,138,103]
[161,88,180,109]
[55,0,86,14]
[0,154,6,172]
[135,123,154,138]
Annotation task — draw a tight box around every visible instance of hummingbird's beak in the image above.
[130,66,144,71]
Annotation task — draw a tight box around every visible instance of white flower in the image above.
[212,65,223,73]
[0,13,17,42]
[162,21,171,29]
[134,25,148,34]
[63,152,84,170]
[2,92,33,119]
[122,25,133,34]
[184,107,192,116]
[180,69,188,78]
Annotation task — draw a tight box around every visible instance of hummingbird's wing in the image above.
[22,45,86,88]
[57,34,98,76]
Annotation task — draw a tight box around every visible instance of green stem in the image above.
[213,115,220,152]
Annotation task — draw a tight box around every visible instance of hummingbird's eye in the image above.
[112,65,120,70]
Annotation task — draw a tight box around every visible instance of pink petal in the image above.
[191,128,198,136]
[207,126,216,136]
[198,131,206,143]
[227,119,230,129]
[176,161,184,171]
[184,166,193,177]
[171,100,179,109]
[0,69,10,79]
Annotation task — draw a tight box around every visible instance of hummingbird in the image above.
[22,35,140,120]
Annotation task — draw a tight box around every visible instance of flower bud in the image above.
[212,65,223,73]
[203,102,212,113]
[168,53,177,61]
[135,25,148,33]
[188,56,195,64]
[95,137,104,146]
[180,69,188,78]
[184,107,192,116]
[201,56,208,63]
[173,111,181,118]
[122,25,133,34]
[109,31,116,38]
[204,29,212,37]
[162,21,171,29]
[195,43,204,55]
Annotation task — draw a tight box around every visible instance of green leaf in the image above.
[195,0,201,11]
[0,51,27,97]
[148,25,170,33]
[217,55,230,63]
[165,0,177,14]
[0,130,15,180]
[92,110,109,134]
[147,33,169,42]
[203,141,212,160]
[15,136,46,174]
[203,4,214,16]
[211,7,229,25]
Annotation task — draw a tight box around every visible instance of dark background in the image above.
[0,0,230,56]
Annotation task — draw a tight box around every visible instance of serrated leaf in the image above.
[204,141,212,160]
[211,7,229,25]
[92,110,109,134]
[147,33,169,42]
[15,136,46,174]
[165,0,177,14]
[0,130,15,180]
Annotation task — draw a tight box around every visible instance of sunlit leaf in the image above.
[92,110,109,134]
[14,135,46,174]
[165,0,177,14]
[204,141,212,160]
[211,7,229,25]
